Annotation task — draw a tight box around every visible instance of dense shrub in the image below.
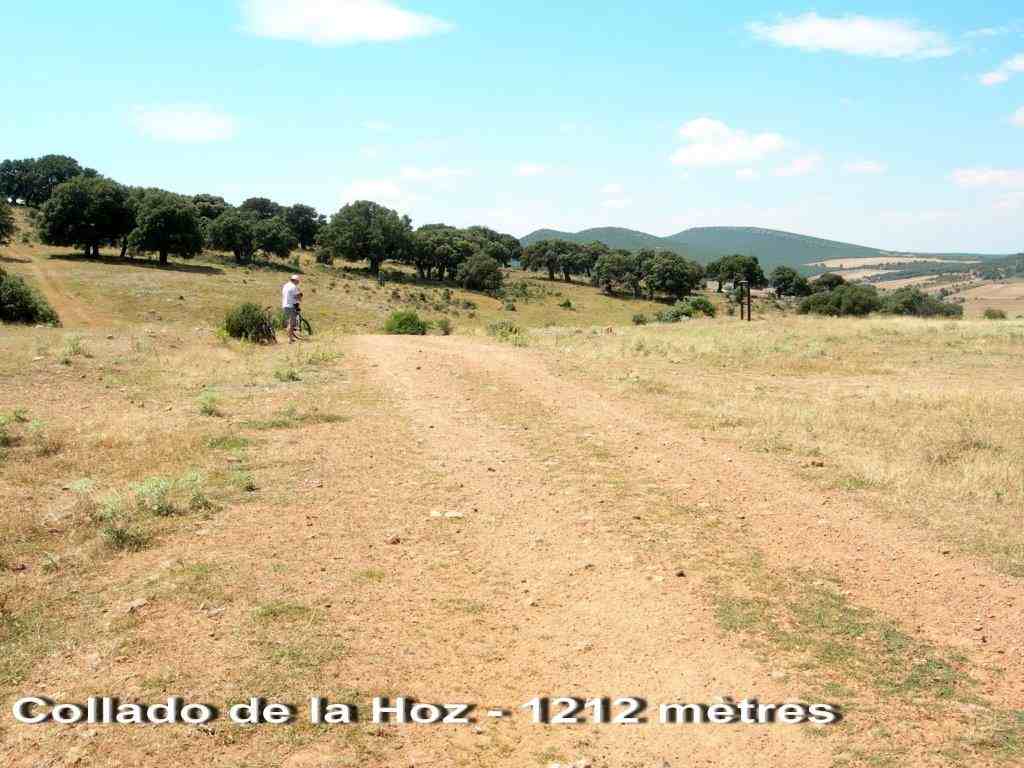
[632,313,648,325]
[814,272,846,292]
[770,266,812,297]
[881,287,962,318]
[456,254,504,291]
[983,308,1007,320]
[0,268,60,325]
[798,292,833,316]
[654,304,692,323]
[799,284,882,317]
[682,296,716,317]
[384,310,428,335]
[223,302,277,343]
[486,320,527,345]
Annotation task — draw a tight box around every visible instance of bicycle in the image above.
[293,303,314,338]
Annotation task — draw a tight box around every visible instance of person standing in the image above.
[281,275,300,343]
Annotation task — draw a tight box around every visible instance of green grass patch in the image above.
[242,405,348,431]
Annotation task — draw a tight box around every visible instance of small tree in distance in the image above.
[1,154,97,207]
[38,176,134,257]
[770,266,812,297]
[284,204,324,250]
[208,209,258,264]
[128,192,204,265]
[318,200,412,276]
[644,250,704,300]
[456,253,504,291]
[254,216,299,260]
[815,272,846,292]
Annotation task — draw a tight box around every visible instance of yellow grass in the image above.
[527,316,1024,575]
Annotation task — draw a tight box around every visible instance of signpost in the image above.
[739,280,752,322]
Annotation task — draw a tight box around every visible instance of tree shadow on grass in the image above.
[0,255,31,264]
[203,254,303,275]
[46,253,224,275]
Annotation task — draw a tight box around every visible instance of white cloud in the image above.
[400,166,471,182]
[241,0,453,45]
[363,120,394,132]
[133,106,237,143]
[965,27,1007,39]
[843,160,888,175]
[671,118,786,167]
[1013,107,1024,127]
[601,183,624,195]
[775,153,824,177]
[735,168,759,181]
[515,163,549,177]
[749,13,954,59]
[981,53,1024,85]
[952,168,1024,188]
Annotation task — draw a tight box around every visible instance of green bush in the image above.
[0,268,60,325]
[102,524,151,552]
[224,302,277,343]
[983,308,1007,320]
[814,272,846,292]
[681,296,716,317]
[133,477,176,517]
[632,313,648,325]
[881,287,962,318]
[487,320,526,345]
[798,292,834,316]
[384,310,428,335]
[799,284,882,317]
[654,304,693,323]
[456,254,504,291]
[436,317,453,336]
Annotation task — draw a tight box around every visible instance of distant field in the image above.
[872,274,941,290]
[957,280,1024,318]
[809,255,980,269]
[822,268,891,281]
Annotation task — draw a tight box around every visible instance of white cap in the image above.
[291,275,300,281]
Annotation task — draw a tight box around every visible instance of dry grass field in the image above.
[955,281,1024,319]
[2,211,1023,768]
[809,257,980,269]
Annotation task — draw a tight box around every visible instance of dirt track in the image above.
[4,333,1020,767]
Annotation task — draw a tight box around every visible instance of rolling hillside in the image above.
[522,226,1011,272]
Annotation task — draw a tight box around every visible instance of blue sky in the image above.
[2,1,1022,252]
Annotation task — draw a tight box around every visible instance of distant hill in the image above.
[522,227,670,254]
[521,226,1009,272]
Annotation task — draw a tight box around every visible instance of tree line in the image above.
[1,155,525,291]
[521,240,706,300]
[2,153,856,304]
